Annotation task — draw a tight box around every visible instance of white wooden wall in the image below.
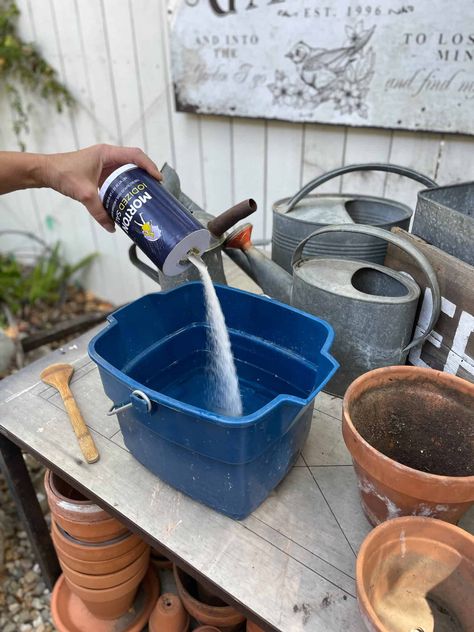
[1,0,473,304]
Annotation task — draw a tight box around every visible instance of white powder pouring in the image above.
[188,254,243,417]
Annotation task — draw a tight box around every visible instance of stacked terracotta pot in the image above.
[45,469,152,620]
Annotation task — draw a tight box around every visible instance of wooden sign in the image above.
[385,228,474,384]
[170,0,474,134]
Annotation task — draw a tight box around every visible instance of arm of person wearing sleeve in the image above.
[0,144,162,232]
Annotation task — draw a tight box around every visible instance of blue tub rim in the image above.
[88,282,339,427]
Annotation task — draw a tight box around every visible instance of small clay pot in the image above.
[343,366,474,525]
[357,516,474,632]
[193,628,222,632]
[173,565,245,632]
[148,592,190,632]
[59,545,150,589]
[45,469,110,523]
[246,621,265,631]
[64,561,150,620]
[51,519,142,562]
[53,512,128,543]
[55,539,148,575]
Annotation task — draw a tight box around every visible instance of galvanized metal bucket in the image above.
[290,224,441,397]
[413,181,474,267]
[272,163,437,272]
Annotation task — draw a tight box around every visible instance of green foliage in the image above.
[0,0,75,150]
[0,243,97,319]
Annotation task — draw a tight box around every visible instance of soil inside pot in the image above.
[351,378,474,476]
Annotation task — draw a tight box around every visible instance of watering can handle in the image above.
[291,224,441,354]
[285,163,437,213]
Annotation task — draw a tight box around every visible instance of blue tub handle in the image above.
[107,390,152,416]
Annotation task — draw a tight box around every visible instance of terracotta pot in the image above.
[51,567,160,632]
[173,565,245,632]
[53,512,128,543]
[59,545,150,590]
[148,592,190,632]
[151,548,173,570]
[55,537,148,575]
[194,628,222,632]
[343,366,474,525]
[45,469,110,523]
[246,621,265,631]
[64,561,150,620]
[55,538,148,575]
[357,516,474,632]
[51,519,142,562]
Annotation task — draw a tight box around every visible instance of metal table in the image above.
[1,267,472,631]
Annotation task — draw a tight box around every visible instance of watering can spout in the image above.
[225,224,293,305]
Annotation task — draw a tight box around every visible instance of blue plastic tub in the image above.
[89,283,338,519]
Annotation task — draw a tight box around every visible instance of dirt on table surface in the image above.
[351,378,474,477]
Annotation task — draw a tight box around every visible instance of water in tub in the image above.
[188,254,243,417]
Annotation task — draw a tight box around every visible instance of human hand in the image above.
[41,144,162,232]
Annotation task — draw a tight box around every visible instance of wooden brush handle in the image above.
[62,387,99,464]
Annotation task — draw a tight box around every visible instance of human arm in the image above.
[0,144,162,232]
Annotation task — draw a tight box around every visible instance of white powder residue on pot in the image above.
[189,255,243,417]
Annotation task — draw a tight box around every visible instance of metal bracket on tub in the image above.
[107,390,152,416]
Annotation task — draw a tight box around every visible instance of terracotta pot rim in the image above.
[173,565,245,626]
[59,546,149,589]
[53,519,130,548]
[55,538,148,573]
[54,514,127,531]
[356,515,474,631]
[51,520,141,564]
[343,366,474,498]
[64,561,149,600]
[45,470,109,521]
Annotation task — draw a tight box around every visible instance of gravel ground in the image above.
[0,457,55,632]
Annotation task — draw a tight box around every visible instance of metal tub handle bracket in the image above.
[107,390,152,416]
[291,224,441,353]
[285,163,437,213]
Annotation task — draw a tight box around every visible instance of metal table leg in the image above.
[0,433,60,590]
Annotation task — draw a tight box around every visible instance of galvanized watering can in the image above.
[129,163,256,289]
[226,223,441,396]
[271,163,436,272]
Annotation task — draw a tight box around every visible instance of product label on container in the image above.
[101,167,205,271]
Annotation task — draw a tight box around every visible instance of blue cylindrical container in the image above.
[99,164,210,276]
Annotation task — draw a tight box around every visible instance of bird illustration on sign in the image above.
[268,21,376,117]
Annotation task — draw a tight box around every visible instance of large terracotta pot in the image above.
[59,545,150,589]
[148,592,190,632]
[64,561,150,620]
[45,469,110,522]
[194,628,222,631]
[343,366,474,525]
[357,516,474,632]
[246,621,265,631]
[173,565,245,632]
[53,512,128,543]
[55,537,148,575]
[51,519,142,562]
